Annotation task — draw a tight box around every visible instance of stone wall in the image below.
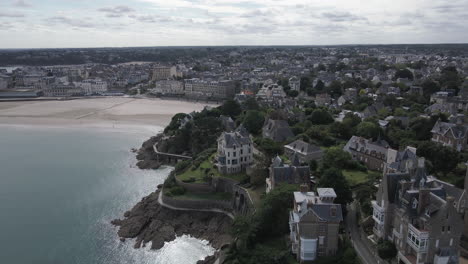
[161,192,233,212]
[173,175,254,216]
[175,178,213,194]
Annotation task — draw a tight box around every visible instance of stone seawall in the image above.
[173,176,254,216]
[161,192,233,212]
[175,178,213,193]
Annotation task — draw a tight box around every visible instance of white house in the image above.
[216,126,253,174]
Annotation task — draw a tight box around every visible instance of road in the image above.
[346,201,385,264]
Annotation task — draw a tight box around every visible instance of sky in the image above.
[0,0,467,48]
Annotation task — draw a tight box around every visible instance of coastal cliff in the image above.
[135,135,162,169]
[111,189,232,252]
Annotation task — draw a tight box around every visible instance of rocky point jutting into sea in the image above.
[113,135,233,264]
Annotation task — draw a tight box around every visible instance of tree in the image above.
[377,240,397,260]
[309,109,334,125]
[318,168,353,206]
[219,100,242,118]
[417,141,460,175]
[356,121,381,139]
[242,98,260,111]
[327,80,343,97]
[287,90,299,97]
[395,68,414,80]
[300,76,311,91]
[249,154,269,187]
[243,110,265,135]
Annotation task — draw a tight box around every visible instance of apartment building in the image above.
[151,66,177,81]
[289,186,343,263]
[372,158,464,264]
[184,78,236,99]
[152,80,184,95]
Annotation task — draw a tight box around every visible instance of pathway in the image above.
[157,190,235,220]
[346,201,385,264]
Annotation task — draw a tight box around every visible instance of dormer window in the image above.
[412,198,418,209]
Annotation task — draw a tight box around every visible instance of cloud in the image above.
[45,16,96,28]
[13,0,31,8]
[129,14,173,23]
[321,11,367,22]
[0,12,25,17]
[98,5,135,18]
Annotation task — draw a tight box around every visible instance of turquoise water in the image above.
[0,126,214,264]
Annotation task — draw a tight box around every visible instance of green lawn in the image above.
[176,153,248,183]
[343,170,370,186]
[177,153,221,183]
[174,191,232,201]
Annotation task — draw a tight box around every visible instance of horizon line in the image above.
[1,42,468,51]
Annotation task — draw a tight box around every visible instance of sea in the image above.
[0,125,214,264]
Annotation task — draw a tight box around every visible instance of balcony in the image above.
[407,223,429,252]
[372,201,385,225]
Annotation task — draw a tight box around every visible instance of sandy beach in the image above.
[0,98,215,134]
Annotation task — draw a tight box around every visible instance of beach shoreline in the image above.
[0,97,216,135]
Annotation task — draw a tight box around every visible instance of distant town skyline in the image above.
[0,0,468,49]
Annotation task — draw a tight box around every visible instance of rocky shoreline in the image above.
[111,188,232,262]
[135,135,162,170]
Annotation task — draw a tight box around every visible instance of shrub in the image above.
[166,186,186,197]
[377,240,397,260]
[175,160,191,174]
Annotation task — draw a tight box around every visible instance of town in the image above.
[2,44,468,264]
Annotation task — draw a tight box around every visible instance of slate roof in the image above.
[262,119,294,142]
[285,140,322,155]
[431,120,468,139]
[219,129,252,149]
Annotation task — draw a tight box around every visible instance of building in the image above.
[152,66,177,81]
[262,119,294,142]
[256,82,287,101]
[43,84,83,97]
[0,74,12,89]
[289,76,301,91]
[216,126,253,174]
[152,80,184,95]
[372,158,464,264]
[185,79,236,99]
[266,155,310,193]
[289,186,343,262]
[314,93,332,107]
[75,79,108,94]
[386,146,419,173]
[343,136,390,171]
[284,140,323,163]
[431,119,468,152]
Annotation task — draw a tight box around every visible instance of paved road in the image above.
[157,190,235,219]
[346,202,384,264]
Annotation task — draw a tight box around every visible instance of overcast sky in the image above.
[0,0,467,48]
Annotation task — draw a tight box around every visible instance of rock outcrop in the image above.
[135,135,162,170]
[111,189,232,251]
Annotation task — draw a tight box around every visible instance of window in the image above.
[241,149,243,155]
[448,226,451,232]
[412,198,418,209]
[442,226,445,232]
[233,152,236,157]
[228,152,230,157]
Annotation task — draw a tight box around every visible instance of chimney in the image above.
[418,189,430,215]
[446,196,455,207]
[300,184,309,193]
[418,157,425,168]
